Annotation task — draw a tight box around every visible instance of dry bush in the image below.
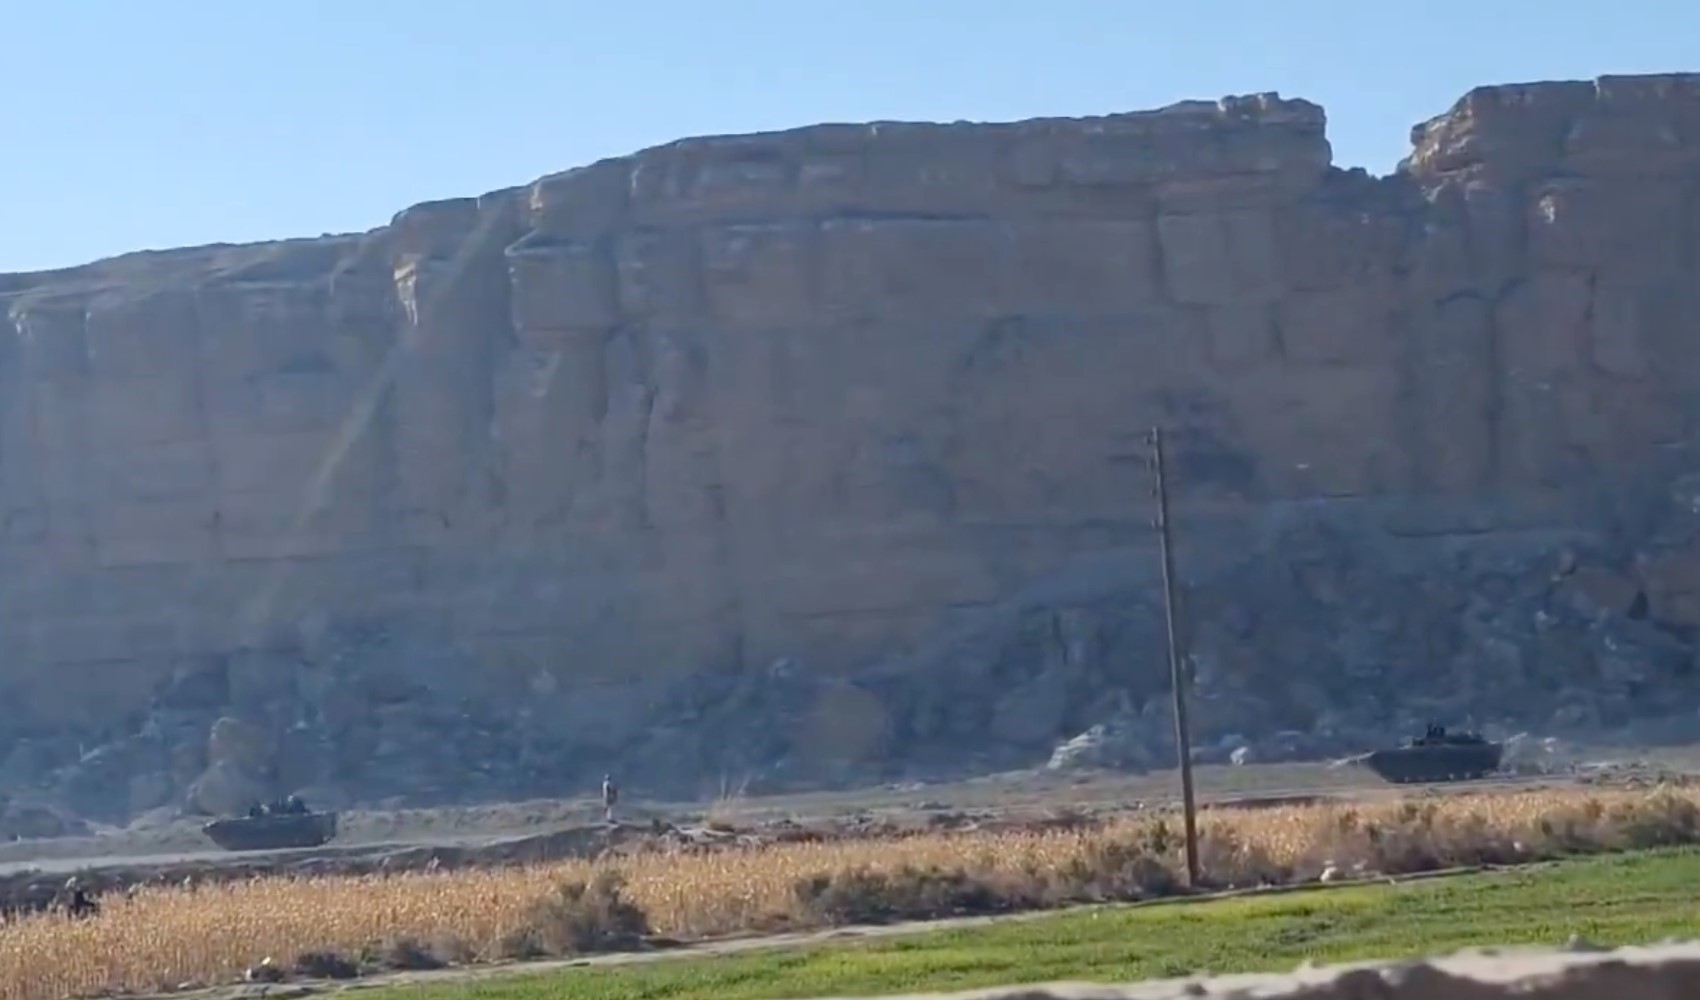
[4,785,1700,1000]
[496,870,650,959]
[368,935,447,971]
[289,950,358,980]
[790,864,1034,926]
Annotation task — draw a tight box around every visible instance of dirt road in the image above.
[0,741,1681,879]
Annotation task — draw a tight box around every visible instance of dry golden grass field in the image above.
[5,785,1699,1000]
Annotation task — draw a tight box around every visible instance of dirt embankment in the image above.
[829,941,1700,999]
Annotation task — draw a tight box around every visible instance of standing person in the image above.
[601,773,619,823]
[58,877,98,920]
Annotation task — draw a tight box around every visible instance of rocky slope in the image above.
[4,73,1700,823]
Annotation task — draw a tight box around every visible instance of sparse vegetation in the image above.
[4,785,1700,1000]
[361,848,1700,1000]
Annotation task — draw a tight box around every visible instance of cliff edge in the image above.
[4,74,1700,821]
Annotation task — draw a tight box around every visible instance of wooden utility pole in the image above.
[1149,426,1200,887]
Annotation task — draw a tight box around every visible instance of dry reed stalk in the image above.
[1,785,1696,1000]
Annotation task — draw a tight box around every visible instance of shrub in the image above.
[370,935,446,971]
[290,950,358,980]
[791,865,1021,925]
[504,870,651,958]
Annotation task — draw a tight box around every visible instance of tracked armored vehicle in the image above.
[202,797,338,851]
[1356,724,1505,784]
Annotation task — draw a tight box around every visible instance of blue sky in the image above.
[2,1,1693,273]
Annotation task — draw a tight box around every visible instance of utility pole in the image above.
[1149,425,1200,888]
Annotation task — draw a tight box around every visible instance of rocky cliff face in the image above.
[5,73,1700,822]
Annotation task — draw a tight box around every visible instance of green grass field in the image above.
[366,848,1700,1000]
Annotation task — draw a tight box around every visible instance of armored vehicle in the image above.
[202,796,338,851]
[1356,724,1504,784]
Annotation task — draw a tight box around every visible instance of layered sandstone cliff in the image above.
[4,74,1700,820]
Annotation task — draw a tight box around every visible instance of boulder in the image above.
[1047,713,1160,772]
